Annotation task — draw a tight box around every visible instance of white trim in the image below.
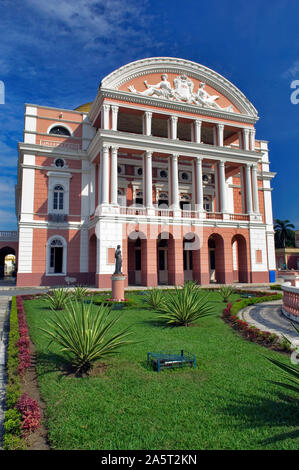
[46,235,67,275]
[47,122,74,136]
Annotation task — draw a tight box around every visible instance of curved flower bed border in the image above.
[3,296,41,450]
[221,292,294,353]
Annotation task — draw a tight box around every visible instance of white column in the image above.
[111,146,118,205]
[243,128,250,150]
[245,163,253,214]
[217,123,224,146]
[219,160,228,213]
[251,163,259,213]
[169,115,178,140]
[194,120,202,143]
[195,157,203,212]
[101,144,109,204]
[145,150,153,208]
[111,105,119,131]
[250,129,256,151]
[172,153,180,210]
[143,111,152,136]
[168,156,172,206]
[102,104,110,130]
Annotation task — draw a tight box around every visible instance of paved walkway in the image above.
[0,296,10,450]
[238,300,299,342]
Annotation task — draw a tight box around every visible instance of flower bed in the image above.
[3,296,41,450]
[221,292,293,352]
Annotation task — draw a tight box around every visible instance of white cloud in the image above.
[282,60,299,79]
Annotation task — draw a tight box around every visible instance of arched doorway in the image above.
[183,234,195,281]
[0,246,16,279]
[89,234,97,285]
[232,234,248,283]
[127,231,146,285]
[157,235,168,285]
[208,234,225,283]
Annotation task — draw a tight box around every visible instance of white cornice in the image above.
[93,88,258,126]
[88,129,262,165]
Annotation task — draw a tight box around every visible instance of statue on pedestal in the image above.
[114,245,122,275]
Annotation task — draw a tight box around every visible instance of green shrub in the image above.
[43,288,71,310]
[144,288,166,310]
[156,284,213,326]
[72,285,89,302]
[218,285,234,303]
[40,300,133,375]
[270,284,282,291]
[2,433,26,450]
[4,409,22,435]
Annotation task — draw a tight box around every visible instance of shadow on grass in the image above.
[219,390,299,445]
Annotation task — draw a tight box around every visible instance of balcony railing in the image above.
[0,231,18,241]
[48,213,67,223]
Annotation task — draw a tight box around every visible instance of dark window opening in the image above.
[49,126,71,136]
[50,246,63,273]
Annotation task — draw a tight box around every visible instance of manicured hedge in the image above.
[221,293,293,352]
[3,296,41,450]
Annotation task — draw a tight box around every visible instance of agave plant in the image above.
[156,284,213,326]
[72,285,89,302]
[267,322,299,395]
[144,288,165,310]
[43,288,70,310]
[40,300,133,375]
[218,285,234,303]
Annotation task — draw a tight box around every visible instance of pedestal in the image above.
[111,274,126,301]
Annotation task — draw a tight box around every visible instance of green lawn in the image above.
[24,291,299,450]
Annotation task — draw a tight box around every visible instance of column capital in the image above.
[111,145,119,153]
[219,159,226,167]
[170,115,178,123]
[243,127,250,135]
[102,143,110,152]
[145,150,153,158]
[196,155,203,162]
[217,123,224,129]
[144,111,152,118]
[102,104,111,112]
[172,152,179,160]
[195,119,202,126]
[111,105,119,113]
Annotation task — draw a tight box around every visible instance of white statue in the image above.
[173,75,194,103]
[128,74,174,100]
[195,82,233,112]
[128,74,234,112]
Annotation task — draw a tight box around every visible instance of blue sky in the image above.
[0,0,298,230]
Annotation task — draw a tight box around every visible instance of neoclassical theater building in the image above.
[15,57,276,287]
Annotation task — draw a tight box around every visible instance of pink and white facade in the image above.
[15,57,276,287]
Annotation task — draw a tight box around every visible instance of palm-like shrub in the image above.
[144,288,165,310]
[218,285,234,303]
[40,300,132,375]
[44,288,70,310]
[156,284,213,326]
[72,285,89,302]
[267,322,299,395]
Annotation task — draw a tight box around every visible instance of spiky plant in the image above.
[43,288,70,311]
[267,322,299,395]
[144,288,165,310]
[40,300,133,375]
[156,284,213,326]
[218,285,234,303]
[72,285,89,302]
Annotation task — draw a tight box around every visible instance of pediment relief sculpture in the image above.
[128,74,234,112]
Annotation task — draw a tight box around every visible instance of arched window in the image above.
[53,185,64,211]
[49,126,71,136]
[48,238,66,274]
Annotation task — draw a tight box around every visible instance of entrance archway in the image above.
[232,234,249,283]
[127,231,146,285]
[0,246,16,279]
[208,234,225,283]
